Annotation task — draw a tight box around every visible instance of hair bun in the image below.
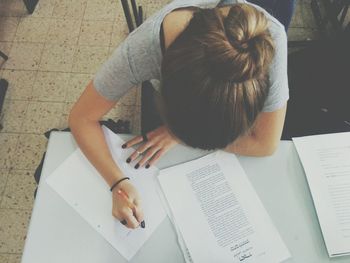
[219,4,275,82]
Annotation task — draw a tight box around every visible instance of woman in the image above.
[68,0,293,229]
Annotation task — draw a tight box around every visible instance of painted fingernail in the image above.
[141,221,145,228]
[145,164,150,169]
[122,144,127,149]
[134,163,140,169]
[121,220,127,225]
[126,158,131,163]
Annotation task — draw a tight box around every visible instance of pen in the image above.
[117,189,145,228]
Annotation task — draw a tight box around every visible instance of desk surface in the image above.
[22,132,349,263]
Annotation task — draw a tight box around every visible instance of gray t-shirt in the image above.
[93,0,289,112]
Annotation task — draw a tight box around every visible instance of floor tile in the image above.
[0,70,37,100]
[118,87,138,106]
[290,2,317,29]
[0,17,20,42]
[46,18,82,45]
[8,253,22,263]
[132,107,141,135]
[32,72,70,102]
[84,0,117,21]
[110,20,128,49]
[0,253,9,262]
[135,85,141,106]
[22,102,64,133]
[66,73,92,102]
[288,27,320,41]
[3,42,44,70]
[0,134,19,169]
[12,134,47,170]
[39,44,76,72]
[0,209,31,253]
[71,45,109,73]
[52,0,87,18]
[1,170,36,209]
[58,102,75,129]
[104,104,136,123]
[30,0,56,18]
[0,41,13,57]
[0,170,9,201]
[79,20,113,46]
[14,17,51,43]
[0,100,28,133]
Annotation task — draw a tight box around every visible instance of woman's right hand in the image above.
[111,179,144,229]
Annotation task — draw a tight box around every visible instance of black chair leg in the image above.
[0,50,8,61]
[23,0,39,14]
[0,79,9,131]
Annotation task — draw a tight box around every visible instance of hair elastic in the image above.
[110,177,130,192]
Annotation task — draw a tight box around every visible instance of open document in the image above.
[293,132,350,257]
[158,151,290,263]
[46,126,166,260]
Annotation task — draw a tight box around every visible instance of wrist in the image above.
[106,168,124,188]
[110,177,130,192]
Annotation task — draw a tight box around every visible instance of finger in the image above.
[128,142,152,163]
[123,135,143,148]
[133,200,144,224]
[122,209,140,229]
[137,146,161,167]
[148,149,166,167]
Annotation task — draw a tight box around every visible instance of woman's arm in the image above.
[68,81,143,229]
[225,104,287,156]
[69,81,122,186]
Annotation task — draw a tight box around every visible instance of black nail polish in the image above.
[122,144,127,149]
[141,221,145,228]
[121,220,127,225]
[145,164,150,169]
[126,158,131,163]
[134,163,140,169]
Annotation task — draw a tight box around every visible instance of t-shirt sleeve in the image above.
[262,25,289,112]
[93,21,160,101]
[93,41,138,101]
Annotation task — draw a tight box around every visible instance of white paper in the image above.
[293,132,350,257]
[158,151,290,263]
[46,126,166,260]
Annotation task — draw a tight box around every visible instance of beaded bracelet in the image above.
[110,177,130,192]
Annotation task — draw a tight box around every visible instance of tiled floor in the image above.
[0,0,318,262]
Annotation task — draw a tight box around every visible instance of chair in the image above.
[289,0,350,47]
[120,0,163,134]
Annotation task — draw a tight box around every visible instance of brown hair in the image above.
[160,4,275,150]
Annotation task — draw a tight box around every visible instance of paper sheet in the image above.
[46,126,166,260]
[158,151,290,263]
[293,132,350,257]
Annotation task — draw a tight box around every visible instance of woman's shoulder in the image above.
[162,8,196,50]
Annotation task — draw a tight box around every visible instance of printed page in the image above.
[293,132,350,257]
[46,126,166,260]
[158,151,290,263]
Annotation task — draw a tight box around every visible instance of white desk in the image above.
[22,132,349,263]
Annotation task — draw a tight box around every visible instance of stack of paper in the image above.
[158,151,291,263]
[293,132,350,257]
[46,126,167,260]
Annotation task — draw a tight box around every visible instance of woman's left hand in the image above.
[122,125,179,168]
